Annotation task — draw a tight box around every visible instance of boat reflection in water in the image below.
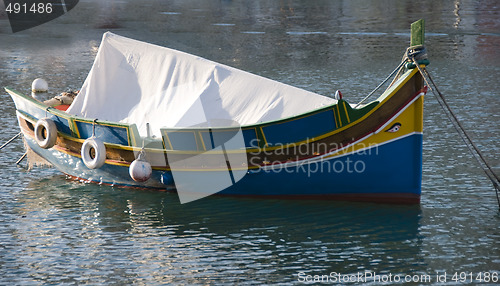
[14,176,423,283]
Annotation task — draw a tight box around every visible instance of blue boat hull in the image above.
[23,132,422,203]
[222,133,422,202]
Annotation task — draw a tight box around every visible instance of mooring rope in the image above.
[355,45,426,108]
[411,56,500,210]
[354,60,406,108]
[92,118,98,137]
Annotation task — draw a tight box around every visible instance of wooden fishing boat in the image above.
[5,20,429,204]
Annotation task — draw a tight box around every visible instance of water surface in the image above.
[1,0,499,284]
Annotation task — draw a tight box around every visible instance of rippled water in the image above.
[1,0,499,284]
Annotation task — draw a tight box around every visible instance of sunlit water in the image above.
[1,0,499,285]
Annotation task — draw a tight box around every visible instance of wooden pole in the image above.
[0,132,22,150]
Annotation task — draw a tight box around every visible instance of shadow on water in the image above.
[8,174,426,284]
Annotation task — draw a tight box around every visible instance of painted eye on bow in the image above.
[385,123,402,133]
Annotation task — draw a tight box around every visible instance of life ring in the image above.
[81,137,106,169]
[34,118,57,149]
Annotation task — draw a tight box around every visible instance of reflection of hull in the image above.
[21,176,423,243]
[17,177,423,281]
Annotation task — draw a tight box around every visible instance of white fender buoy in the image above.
[34,118,57,149]
[81,137,106,169]
[32,78,48,93]
[129,151,152,182]
[334,90,343,100]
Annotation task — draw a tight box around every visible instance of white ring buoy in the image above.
[34,118,57,149]
[81,137,106,169]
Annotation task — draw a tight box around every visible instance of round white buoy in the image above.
[129,152,152,182]
[32,78,48,93]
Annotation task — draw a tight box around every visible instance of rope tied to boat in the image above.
[354,59,407,108]
[355,45,428,108]
[407,45,428,61]
[92,119,98,137]
[409,55,500,210]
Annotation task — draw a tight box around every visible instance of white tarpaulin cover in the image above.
[67,32,337,137]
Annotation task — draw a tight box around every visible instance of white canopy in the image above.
[67,32,337,137]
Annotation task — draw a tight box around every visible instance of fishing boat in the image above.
[5,20,429,204]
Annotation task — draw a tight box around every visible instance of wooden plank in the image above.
[411,19,425,46]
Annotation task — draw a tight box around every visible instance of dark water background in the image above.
[1,0,499,284]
